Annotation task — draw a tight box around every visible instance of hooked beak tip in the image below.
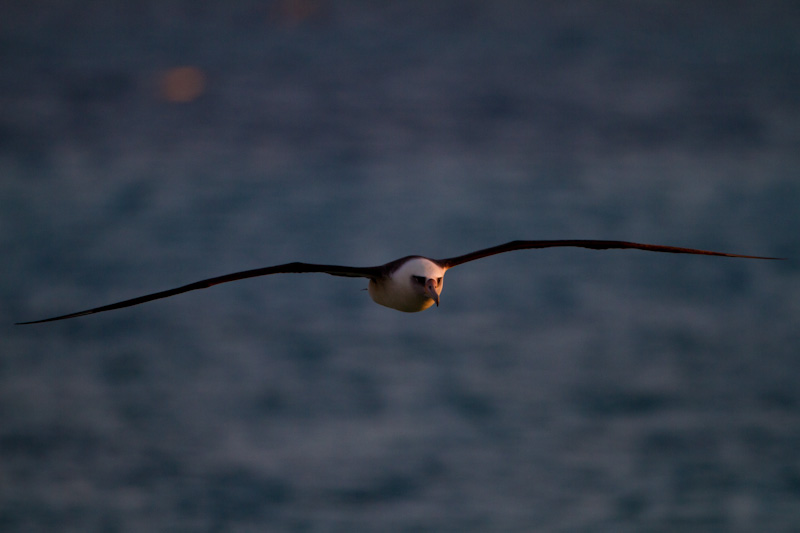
[426,279,440,307]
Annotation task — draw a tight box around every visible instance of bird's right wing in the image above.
[16,262,384,324]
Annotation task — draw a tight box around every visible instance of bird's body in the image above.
[16,240,780,324]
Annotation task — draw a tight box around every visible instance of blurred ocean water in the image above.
[2,2,800,531]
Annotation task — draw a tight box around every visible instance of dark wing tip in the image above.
[15,307,131,325]
[16,318,59,325]
[16,317,65,325]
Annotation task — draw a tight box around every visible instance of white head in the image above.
[368,257,446,312]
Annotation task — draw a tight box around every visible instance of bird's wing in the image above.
[16,262,384,324]
[437,240,781,269]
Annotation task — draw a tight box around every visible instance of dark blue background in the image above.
[3,2,799,531]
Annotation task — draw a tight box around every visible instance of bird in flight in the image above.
[16,240,779,324]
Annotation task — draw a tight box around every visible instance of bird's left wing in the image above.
[16,262,384,324]
[437,240,781,269]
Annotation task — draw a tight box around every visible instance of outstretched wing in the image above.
[437,240,781,269]
[16,262,383,325]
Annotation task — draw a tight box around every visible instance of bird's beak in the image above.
[426,278,439,307]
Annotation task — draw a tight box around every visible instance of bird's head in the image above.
[411,274,443,306]
[403,258,445,308]
[368,256,446,312]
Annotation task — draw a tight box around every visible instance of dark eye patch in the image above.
[412,276,426,284]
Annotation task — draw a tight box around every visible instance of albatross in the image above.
[16,240,780,324]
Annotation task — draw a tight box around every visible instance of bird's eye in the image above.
[412,276,425,284]
[437,277,443,284]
